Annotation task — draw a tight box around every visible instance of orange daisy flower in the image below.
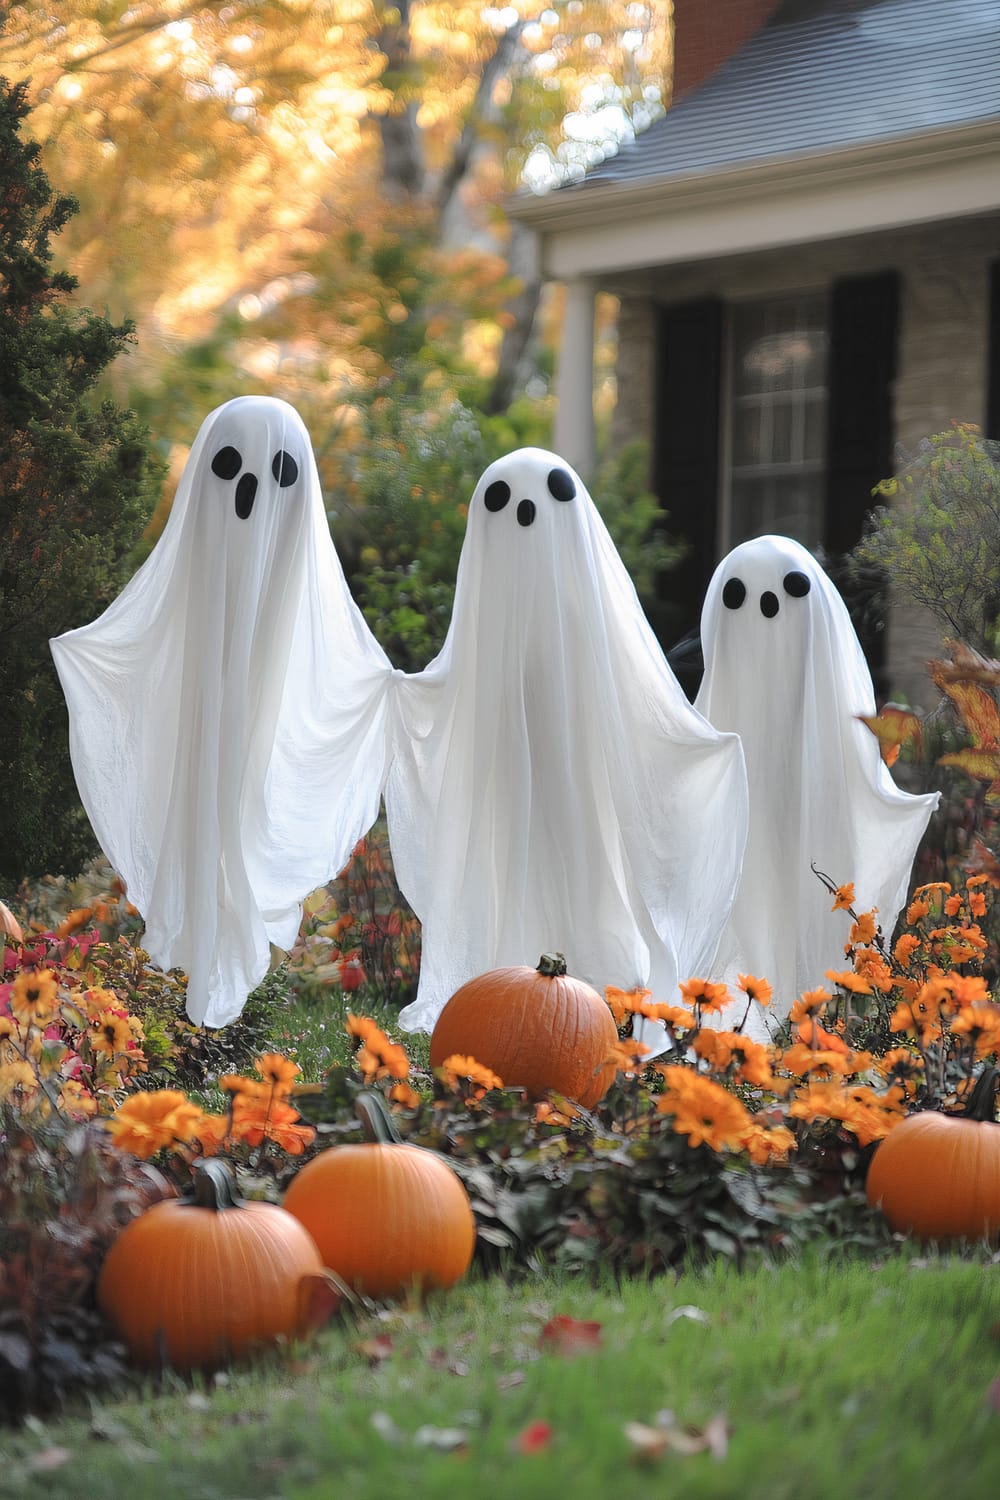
[678,978,730,1014]
[736,974,773,1007]
[10,968,59,1027]
[831,883,855,912]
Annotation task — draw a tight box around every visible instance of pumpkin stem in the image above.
[958,1066,999,1123]
[190,1157,242,1210]
[355,1088,404,1146]
[536,952,568,978]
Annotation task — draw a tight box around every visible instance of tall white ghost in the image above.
[695,534,939,1035]
[385,447,749,1034]
[51,396,394,1027]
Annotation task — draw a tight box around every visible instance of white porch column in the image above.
[553,275,597,476]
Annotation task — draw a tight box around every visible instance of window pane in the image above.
[732,401,763,466]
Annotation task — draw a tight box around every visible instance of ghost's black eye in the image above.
[484,481,511,512]
[235,472,258,520]
[211,446,242,480]
[783,570,811,598]
[547,467,576,502]
[272,450,299,488]
[760,591,779,619]
[722,577,746,610]
[517,499,536,527]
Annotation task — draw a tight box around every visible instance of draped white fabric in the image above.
[51,396,393,1027]
[694,535,939,1038]
[385,447,749,1035]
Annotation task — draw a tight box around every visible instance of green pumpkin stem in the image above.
[190,1157,242,1210]
[536,952,568,978]
[355,1088,404,1146]
[958,1066,999,1123]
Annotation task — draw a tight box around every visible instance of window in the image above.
[721,294,830,551]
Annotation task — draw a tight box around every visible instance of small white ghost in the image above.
[51,396,393,1027]
[695,534,939,1035]
[385,447,749,1035]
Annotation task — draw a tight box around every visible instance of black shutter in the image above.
[823,270,900,689]
[987,259,1000,440]
[652,297,723,657]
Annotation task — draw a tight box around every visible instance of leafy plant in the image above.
[854,423,1000,655]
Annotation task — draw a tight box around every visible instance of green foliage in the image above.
[854,423,1000,654]
[0,77,161,882]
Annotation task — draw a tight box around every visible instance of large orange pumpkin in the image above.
[283,1091,475,1300]
[866,1069,1000,1240]
[429,952,618,1109]
[98,1159,332,1369]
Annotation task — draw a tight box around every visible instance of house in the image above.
[506,0,1000,696]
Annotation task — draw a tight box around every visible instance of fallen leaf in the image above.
[703,1413,730,1460]
[186,1392,211,1412]
[370,1410,403,1445]
[538,1315,603,1357]
[497,1370,525,1391]
[624,1421,669,1462]
[512,1420,553,1454]
[858,704,924,763]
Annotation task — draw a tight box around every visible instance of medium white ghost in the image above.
[695,534,939,1036]
[385,447,749,1034]
[51,396,393,1027]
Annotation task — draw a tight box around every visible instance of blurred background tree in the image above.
[0,74,161,882]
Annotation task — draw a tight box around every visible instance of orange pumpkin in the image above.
[97,1159,333,1369]
[283,1091,475,1300]
[429,952,618,1109]
[866,1069,1000,1240]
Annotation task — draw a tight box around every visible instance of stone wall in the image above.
[608,212,1000,700]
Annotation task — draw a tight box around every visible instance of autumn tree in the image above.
[0,71,161,883]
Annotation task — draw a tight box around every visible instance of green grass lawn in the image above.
[3,1253,998,1500]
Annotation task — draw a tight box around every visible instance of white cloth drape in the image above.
[385,447,749,1035]
[694,535,939,1037]
[51,396,394,1027]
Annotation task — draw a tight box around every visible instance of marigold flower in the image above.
[831,883,855,912]
[906,898,931,925]
[219,1073,269,1103]
[254,1053,300,1096]
[742,1121,796,1165]
[789,988,832,1023]
[912,881,951,897]
[389,1081,421,1110]
[848,910,878,946]
[345,1012,380,1044]
[605,985,651,1026]
[108,1090,204,1158]
[731,1036,775,1088]
[796,1019,850,1054]
[10,968,59,1026]
[970,890,988,918]
[967,873,992,888]
[80,986,121,1019]
[780,1043,854,1080]
[660,1072,752,1152]
[229,1097,316,1153]
[736,974,773,1007]
[893,933,921,968]
[678,978,730,1014]
[825,969,871,995]
[58,1079,98,1119]
[944,894,963,917]
[437,1054,504,1094]
[652,1003,697,1031]
[607,1038,650,1075]
[691,1029,734,1070]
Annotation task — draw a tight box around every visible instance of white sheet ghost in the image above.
[51,396,394,1027]
[694,535,939,1037]
[384,447,749,1035]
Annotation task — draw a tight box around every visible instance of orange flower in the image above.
[254,1053,300,1096]
[80,986,121,1019]
[605,985,651,1026]
[796,1019,850,1055]
[388,1081,421,1110]
[437,1054,504,1094]
[944,894,963,917]
[780,1043,854,1080]
[906,898,930,925]
[219,1073,269,1104]
[230,1097,316,1154]
[0,1060,37,1101]
[831,883,855,912]
[848,910,878,946]
[345,1013,380,1044]
[853,949,894,993]
[789,987,832,1023]
[691,1029,734,1070]
[678,978,730,1014]
[607,1038,650,1075]
[742,1120,796,1165]
[108,1090,205,1158]
[912,881,951,896]
[660,1072,752,1152]
[736,974,773,1007]
[970,890,988,918]
[645,1002,697,1031]
[824,969,871,995]
[90,1009,136,1057]
[967,873,992,888]
[893,933,921,968]
[10,968,59,1027]
[57,1079,97,1120]
[730,1036,776,1088]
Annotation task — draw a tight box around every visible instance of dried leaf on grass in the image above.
[538,1315,603,1356]
[625,1410,729,1463]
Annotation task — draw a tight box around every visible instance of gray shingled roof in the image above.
[578,0,1000,188]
